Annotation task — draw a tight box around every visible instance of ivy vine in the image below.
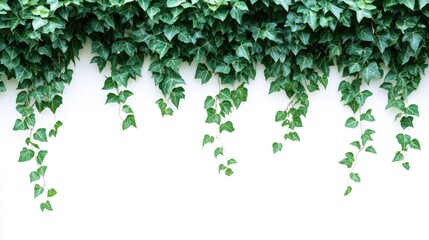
[1,0,428,210]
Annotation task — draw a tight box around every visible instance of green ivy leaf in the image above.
[365,146,377,154]
[272,142,283,154]
[219,121,235,133]
[122,115,137,130]
[202,134,215,147]
[37,166,47,177]
[167,0,186,8]
[13,119,28,131]
[19,147,35,162]
[350,141,361,149]
[227,158,237,165]
[34,128,48,142]
[344,186,352,196]
[214,147,223,158]
[218,164,227,173]
[350,173,361,183]
[400,116,414,129]
[275,111,287,122]
[195,63,212,84]
[404,104,419,117]
[345,117,359,128]
[204,96,215,109]
[285,132,300,141]
[225,168,234,176]
[48,188,57,197]
[40,200,53,212]
[362,62,382,84]
[360,109,375,122]
[34,184,44,199]
[393,151,404,162]
[402,162,410,171]
[410,138,421,150]
[36,150,48,165]
[30,171,41,183]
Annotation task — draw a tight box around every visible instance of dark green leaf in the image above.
[410,139,421,150]
[275,111,287,122]
[404,104,419,117]
[122,115,137,130]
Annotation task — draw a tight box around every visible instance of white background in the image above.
[1,43,429,239]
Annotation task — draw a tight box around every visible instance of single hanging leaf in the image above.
[345,117,359,128]
[344,186,352,196]
[225,168,234,176]
[19,147,35,162]
[36,150,48,165]
[218,164,227,173]
[122,115,137,130]
[402,162,410,170]
[272,142,283,154]
[227,159,237,165]
[349,173,361,183]
[365,146,377,154]
[410,139,421,150]
[393,151,404,162]
[33,128,48,142]
[48,188,57,197]
[29,171,41,183]
[34,184,44,199]
[214,147,223,158]
[219,121,235,133]
[202,134,214,147]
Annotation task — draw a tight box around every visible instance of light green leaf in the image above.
[419,0,429,9]
[214,147,223,158]
[365,146,377,154]
[30,171,41,183]
[227,158,237,165]
[40,200,53,212]
[272,142,283,154]
[19,147,35,162]
[404,104,419,117]
[36,150,48,165]
[34,184,44,199]
[402,162,410,171]
[37,166,47,177]
[48,188,57,197]
[362,62,382,84]
[296,53,313,71]
[393,151,404,162]
[350,172,361,183]
[410,139,421,150]
[204,96,215,109]
[218,164,227,173]
[285,132,300,141]
[225,168,234,176]
[32,17,49,30]
[202,134,214,147]
[345,117,359,128]
[167,0,186,7]
[403,0,415,9]
[344,186,352,196]
[350,141,361,149]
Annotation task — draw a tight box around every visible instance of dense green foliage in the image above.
[1,0,427,209]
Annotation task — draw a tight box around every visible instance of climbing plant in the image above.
[0,0,428,210]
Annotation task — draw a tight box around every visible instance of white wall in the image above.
[1,43,429,240]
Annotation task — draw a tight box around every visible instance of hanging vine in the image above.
[0,0,428,211]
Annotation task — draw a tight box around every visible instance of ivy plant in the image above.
[0,0,428,210]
